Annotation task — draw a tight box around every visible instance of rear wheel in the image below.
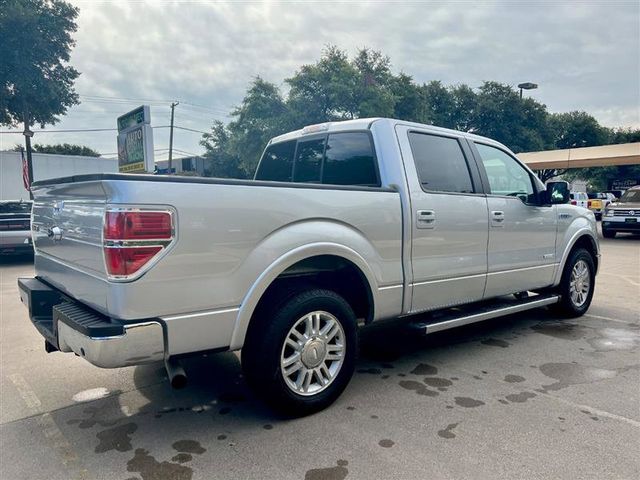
[552,248,595,317]
[241,289,358,417]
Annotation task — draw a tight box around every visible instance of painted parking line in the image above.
[585,313,638,324]
[8,373,92,480]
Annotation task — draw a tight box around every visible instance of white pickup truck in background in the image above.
[19,118,599,415]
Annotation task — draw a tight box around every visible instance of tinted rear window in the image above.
[323,133,378,186]
[293,138,325,183]
[408,132,474,193]
[255,140,296,181]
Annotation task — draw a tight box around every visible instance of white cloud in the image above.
[8,0,638,156]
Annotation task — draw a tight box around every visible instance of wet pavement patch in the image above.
[454,397,485,408]
[437,423,459,439]
[504,374,526,383]
[171,453,192,463]
[378,439,395,448]
[423,377,453,388]
[305,460,349,480]
[127,448,193,480]
[481,338,510,348]
[504,392,536,403]
[67,400,121,429]
[172,440,206,455]
[531,322,587,340]
[410,363,438,376]
[538,363,618,393]
[399,380,438,397]
[95,423,137,453]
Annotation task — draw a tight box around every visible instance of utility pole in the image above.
[22,109,34,199]
[168,101,179,174]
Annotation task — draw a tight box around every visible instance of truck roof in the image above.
[268,118,509,151]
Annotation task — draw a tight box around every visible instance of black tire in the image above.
[241,288,358,417]
[602,228,616,238]
[552,248,596,318]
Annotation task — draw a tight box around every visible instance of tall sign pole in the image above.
[168,101,179,175]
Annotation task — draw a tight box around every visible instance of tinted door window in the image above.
[293,138,325,183]
[323,133,378,186]
[408,132,474,193]
[255,140,296,181]
[475,143,535,203]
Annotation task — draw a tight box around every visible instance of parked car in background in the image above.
[602,185,640,238]
[570,191,589,208]
[18,118,600,415]
[0,201,32,254]
[604,190,624,199]
[587,193,604,219]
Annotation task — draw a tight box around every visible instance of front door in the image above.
[471,142,557,298]
[396,126,489,314]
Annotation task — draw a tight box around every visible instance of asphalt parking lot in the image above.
[1,230,638,480]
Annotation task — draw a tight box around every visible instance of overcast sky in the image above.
[3,0,639,160]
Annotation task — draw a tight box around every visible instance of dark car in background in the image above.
[0,201,33,254]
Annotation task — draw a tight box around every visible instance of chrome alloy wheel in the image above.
[569,259,591,307]
[280,311,346,396]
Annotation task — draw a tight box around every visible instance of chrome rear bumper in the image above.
[18,277,165,368]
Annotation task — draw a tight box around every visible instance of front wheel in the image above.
[552,248,596,317]
[241,289,358,417]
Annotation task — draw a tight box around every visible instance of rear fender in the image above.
[229,242,379,350]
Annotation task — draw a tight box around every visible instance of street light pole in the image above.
[22,109,34,200]
[518,82,538,99]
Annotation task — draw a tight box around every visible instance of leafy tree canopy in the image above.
[201,46,638,181]
[0,0,80,128]
[12,142,100,156]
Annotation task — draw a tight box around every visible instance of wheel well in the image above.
[252,255,374,324]
[570,235,599,271]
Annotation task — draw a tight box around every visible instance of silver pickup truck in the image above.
[19,118,599,415]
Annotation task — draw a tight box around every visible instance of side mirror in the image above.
[544,181,570,204]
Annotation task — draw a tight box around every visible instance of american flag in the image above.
[21,148,30,191]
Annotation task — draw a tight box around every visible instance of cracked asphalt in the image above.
[1,230,638,480]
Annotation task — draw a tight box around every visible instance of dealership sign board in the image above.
[117,106,154,173]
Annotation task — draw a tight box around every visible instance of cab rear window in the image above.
[255,132,379,187]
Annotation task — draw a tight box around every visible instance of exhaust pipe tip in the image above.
[165,358,187,389]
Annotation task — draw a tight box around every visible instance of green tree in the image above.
[0,0,80,129]
[12,143,100,156]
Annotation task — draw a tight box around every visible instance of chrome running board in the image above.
[413,293,560,334]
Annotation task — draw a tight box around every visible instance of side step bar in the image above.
[413,293,560,334]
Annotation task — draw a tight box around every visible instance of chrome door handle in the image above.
[491,210,504,227]
[417,210,436,229]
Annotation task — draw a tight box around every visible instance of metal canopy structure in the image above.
[518,142,640,170]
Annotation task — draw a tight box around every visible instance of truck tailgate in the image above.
[32,181,108,277]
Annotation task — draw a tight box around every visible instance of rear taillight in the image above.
[570,200,577,205]
[103,209,174,280]
[587,200,592,208]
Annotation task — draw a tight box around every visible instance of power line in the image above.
[1,127,117,134]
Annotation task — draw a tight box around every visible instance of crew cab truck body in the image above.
[19,118,600,415]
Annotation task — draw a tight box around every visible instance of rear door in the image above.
[395,125,489,313]
[471,142,557,297]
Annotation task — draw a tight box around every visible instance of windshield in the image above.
[0,202,32,214]
[619,189,640,203]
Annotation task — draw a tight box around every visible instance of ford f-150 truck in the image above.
[18,118,600,415]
